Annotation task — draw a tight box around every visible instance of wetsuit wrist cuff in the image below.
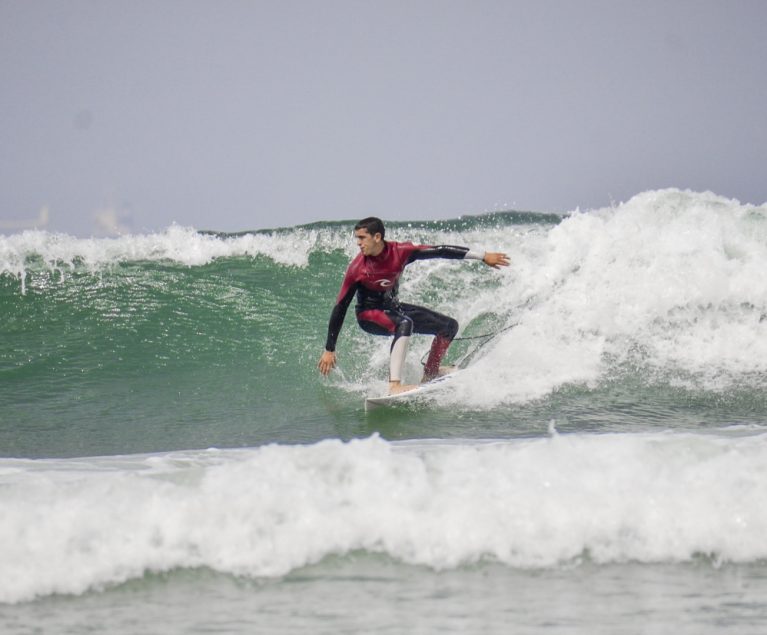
[465,250,485,260]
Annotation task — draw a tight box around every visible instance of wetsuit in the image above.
[324,241,484,381]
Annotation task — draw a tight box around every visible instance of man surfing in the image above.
[318,217,509,394]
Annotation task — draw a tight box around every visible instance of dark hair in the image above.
[354,216,385,239]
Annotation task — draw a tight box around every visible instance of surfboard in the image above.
[364,370,461,411]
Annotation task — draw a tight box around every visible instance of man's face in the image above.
[355,228,383,256]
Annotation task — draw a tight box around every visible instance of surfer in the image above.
[317,217,509,394]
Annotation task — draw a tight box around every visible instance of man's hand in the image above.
[483,252,510,269]
[318,350,337,376]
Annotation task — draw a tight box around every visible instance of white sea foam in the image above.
[427,189,767,405]
[2,431,767,604]
[0,224,352,285]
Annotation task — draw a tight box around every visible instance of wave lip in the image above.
[2,431,767,603]
[0,224,336,278]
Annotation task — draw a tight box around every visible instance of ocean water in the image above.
[3,188,767,633]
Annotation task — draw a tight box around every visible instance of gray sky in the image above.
[2,0,766,236]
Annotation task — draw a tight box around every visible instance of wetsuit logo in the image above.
[374,279,394,287]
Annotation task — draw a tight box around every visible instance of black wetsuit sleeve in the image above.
[325,284,357,352]
[406,245,471,263]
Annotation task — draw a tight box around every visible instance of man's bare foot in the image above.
[389,381,418,395]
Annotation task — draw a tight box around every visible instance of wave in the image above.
[3,431,767,604]
[3,188,767,422]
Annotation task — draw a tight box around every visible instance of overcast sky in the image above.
[1,0,766,236]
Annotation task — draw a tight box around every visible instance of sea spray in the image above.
[446,189,767,407]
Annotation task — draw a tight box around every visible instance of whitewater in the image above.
[3,189,767,633]
[3,430,767,605]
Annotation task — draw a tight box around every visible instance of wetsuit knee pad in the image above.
[395,317,414,338]
[442,317,459,340]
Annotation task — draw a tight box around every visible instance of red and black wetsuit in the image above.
[324,241,481,380]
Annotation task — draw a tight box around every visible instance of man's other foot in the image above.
[421,365,457,383]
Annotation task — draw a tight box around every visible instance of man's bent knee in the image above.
[443,317,459,340]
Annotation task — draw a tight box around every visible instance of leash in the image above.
[419,321,519,368]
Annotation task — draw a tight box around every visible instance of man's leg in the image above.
[357,309,418,393]
[398,304,459,382]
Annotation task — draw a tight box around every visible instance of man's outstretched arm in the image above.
[408,245,509,268]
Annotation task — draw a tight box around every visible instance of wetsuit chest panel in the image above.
[356,242,418,293]
[358,261,402,292]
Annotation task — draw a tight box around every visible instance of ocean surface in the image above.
[3,188,767,633]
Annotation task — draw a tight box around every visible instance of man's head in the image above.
[354,217,386,257]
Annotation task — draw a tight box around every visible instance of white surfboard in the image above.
[364,370,461,411]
